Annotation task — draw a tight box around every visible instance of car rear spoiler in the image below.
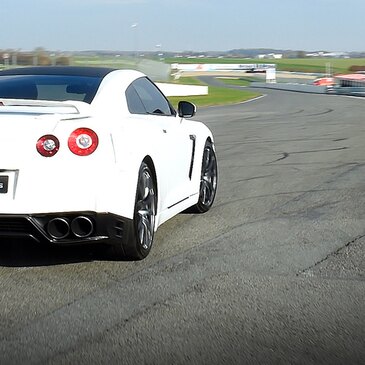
[0,99,85,115]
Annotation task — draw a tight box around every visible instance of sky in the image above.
[1,0,365,53]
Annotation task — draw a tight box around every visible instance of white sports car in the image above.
[0,66,217,259]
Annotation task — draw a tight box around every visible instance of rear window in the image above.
[0,75,102,103]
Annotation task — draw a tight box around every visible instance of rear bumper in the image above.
[0,212,133,248]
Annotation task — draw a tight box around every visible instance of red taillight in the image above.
[36,135,60,157]
[68,128,98,156]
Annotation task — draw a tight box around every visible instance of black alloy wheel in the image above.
[111,161,157,260]
[190,140,218,213]
[126,161,157,260]
[134,162,157,254]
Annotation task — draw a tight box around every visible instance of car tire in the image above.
[111,161,157,260]
[189,140,218,213]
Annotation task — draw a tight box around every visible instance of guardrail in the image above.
[251,82,365,97]
[251,82,327,94]
[333,87,365,97]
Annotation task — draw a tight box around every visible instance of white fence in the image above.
[171,63,276,73]
[157,83,208,97]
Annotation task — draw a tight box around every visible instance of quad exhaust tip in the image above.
[71,216,94,238]
[47,218,70,240]
[47,216,94,240]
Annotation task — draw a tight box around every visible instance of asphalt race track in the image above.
[0,89,364,364]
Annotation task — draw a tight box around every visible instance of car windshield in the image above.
[0,75,102,104]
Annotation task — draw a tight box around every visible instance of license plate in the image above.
[0,175,9,194]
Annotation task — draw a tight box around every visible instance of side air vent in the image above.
[114,221,124,239]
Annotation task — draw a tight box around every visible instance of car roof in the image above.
[0,66,117,78]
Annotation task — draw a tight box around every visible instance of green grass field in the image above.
[218,78,253,87]
[72,55,139,69]
[168,77,260,108]
[72,55,365,75]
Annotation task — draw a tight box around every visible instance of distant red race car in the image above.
[313,77,335,86]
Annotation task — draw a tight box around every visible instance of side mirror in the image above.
[178,101,196,118]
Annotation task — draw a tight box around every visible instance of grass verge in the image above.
[168,77,261,108]
[217,78,253,87]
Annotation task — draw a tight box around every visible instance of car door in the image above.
[126,77,194,211]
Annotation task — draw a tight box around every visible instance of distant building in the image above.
[306,51,349,58]
[258,53,283,59]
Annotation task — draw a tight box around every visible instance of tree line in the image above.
[1,50,71,66]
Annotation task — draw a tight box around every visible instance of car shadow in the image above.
[0,238,117,267]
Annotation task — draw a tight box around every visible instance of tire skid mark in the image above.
[234,174,274,183]
[213,188,340,210]
[267,152,289,164]
[298,234,365,277]
[216,137,347,147]
[267,147,349,165]
[237,108,335,123]
[291,146,349,154]
[305,108,334,117]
